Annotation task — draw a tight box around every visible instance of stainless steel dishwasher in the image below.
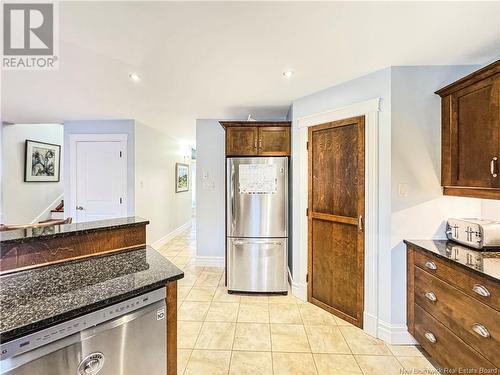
[0,288,166,375]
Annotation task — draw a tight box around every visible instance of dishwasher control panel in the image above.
[0,287,166,361]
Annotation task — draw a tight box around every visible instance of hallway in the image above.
[157,223,437,375]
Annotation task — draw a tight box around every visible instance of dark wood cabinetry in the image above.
[226,126,258,156]
[436,60,500,199]
[407,243,499,371]
[221,121,291,156]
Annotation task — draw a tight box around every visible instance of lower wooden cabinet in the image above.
[407,243,499,371]
[413,304,494,370]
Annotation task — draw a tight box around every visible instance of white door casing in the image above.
[69,134,128,222]
[292,98,385,339]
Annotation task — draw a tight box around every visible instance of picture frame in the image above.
[175,163,189,193]
[24,140,61,182]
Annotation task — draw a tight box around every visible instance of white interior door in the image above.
[71,135,127,222]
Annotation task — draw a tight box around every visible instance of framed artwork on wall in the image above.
[24,140,61,182]
[176,163,189,193]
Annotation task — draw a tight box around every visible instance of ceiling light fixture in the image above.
[129,73,140,82]
[283,70,294,79]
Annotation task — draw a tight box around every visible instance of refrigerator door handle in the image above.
[233,240,284,246]
[230,164,235,230]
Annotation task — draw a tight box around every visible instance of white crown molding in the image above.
[296,98,381,128]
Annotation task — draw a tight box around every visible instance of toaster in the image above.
[446,218,500,250]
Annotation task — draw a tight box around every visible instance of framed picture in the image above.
[175,163,189,193]
[24,140,61,182]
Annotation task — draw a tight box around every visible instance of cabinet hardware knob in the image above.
[424,261,437,270]
[472,284,490,298]
[75,206,84,210]
[425,292,437,302]
[358,215,363,232]
[424,331,437,343]
[472,323,490,338]
[491,156,498,178]
[254,139,257,149]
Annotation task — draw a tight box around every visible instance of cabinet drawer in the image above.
[414,267,500,366]
[414,250,500,311]
[414,304,495,371]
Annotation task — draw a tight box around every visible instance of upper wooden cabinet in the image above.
[436,60,500,200]
[221,121,291,156]
[226,126,258,156]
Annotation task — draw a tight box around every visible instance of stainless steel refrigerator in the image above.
[226,157,288,294]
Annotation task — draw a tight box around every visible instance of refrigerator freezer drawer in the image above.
[227,238,288,293]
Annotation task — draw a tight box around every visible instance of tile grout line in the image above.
[337,326,366,374]
[300,310,319,375]
[227,300,241,375]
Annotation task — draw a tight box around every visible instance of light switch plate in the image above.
[398,183,409,197]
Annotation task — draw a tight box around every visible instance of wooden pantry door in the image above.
[308,116,365,328]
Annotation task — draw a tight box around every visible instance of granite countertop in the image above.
[0,216,149,244]
[0,246,183,343]
[404,239,500,282]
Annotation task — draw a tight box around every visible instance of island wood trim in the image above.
[166,281,177,375]
[0,224,147,274]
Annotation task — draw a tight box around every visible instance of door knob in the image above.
[76,206,85,210]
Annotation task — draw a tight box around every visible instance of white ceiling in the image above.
[2,1,499,142]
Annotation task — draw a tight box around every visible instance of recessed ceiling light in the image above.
[283,70,294,79]
[129,73,140,82]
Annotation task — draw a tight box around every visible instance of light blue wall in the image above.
[290,65,484,337]
[195,119,226,259]
[63,120,135,218]
[389,65,480,326]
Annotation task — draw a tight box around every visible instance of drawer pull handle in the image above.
[424,331,437,343]
[424,261,437,270]
[472,284,490,298]
[472,323,490,338]
[425,292,437,302]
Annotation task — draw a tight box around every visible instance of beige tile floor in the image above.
[157,222,438,375]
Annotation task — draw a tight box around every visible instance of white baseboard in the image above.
[288,268,307,301]
[151,220,191,249]
[377,319,417,345]
[192,256,225,268]
[31,193,64,224]
[363,311,379,338]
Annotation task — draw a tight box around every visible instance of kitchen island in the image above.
[0,218,183,375]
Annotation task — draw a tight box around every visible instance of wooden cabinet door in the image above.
[258,127,290,156]
[449,74,500,188]
[226,127,258,156]
[308,116,365,328]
